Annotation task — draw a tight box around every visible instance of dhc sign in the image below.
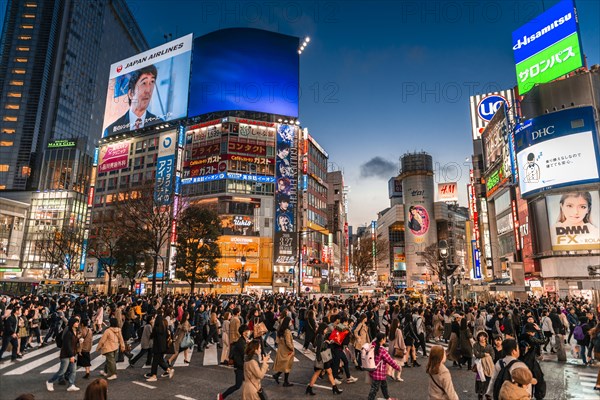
[477,95,507,122]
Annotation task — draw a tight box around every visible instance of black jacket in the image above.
[230,337,246,370]
[59,328,78,359]
[2,315,17,336]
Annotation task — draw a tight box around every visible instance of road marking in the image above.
[117,343,141,370]
[7,351,62,376]
[132,381,156,389]
[292,339,315,361]
[175,395,198,400]
[41,339,104,374]
[173,346,193,367]
[203,344,218,366]
[1,334,102,372]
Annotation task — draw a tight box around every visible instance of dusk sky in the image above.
[4,0,598,228]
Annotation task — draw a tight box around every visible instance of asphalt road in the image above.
[0,337,597,400]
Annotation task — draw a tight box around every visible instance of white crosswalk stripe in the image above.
[564,366,600,396]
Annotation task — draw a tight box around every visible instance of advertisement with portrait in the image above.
[403,176,436,249]
[98,140,130,173]
[188,28,299,118]
[274,124,298,266]
[512,0,583,95]
[103,34,192,137]
[469,89,515,140]
[515,106,600,197]
[546,190,600,251]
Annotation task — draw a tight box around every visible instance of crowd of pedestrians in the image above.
[1,290,599,399]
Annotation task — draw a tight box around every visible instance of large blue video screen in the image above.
[188,28,299,118]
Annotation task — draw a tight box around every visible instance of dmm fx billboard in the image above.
[155,131,177,205]
[515,106,600,197]
[469,89,515,140]
[546,191,600,251]
[103,34,192,137]
[512,0,583,95]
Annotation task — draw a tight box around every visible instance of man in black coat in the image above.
[0,307,21,362]
[46,317,80,392]
[219,325,251,400]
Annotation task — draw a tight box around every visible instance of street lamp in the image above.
[239,255,251,293]
[438,240,450,304]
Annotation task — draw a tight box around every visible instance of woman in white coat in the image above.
[220,311,232,365]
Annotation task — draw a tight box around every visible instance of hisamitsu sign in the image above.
[512,0,583,95]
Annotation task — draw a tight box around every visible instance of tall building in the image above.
[326,170,349,284]
[0,0,147,191]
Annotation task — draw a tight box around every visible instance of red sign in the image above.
[188,119,222,130]
[233,118,275,128]
[511,200,520,251]
[190,143,220,159]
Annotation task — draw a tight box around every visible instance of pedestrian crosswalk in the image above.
[564,366,600,398]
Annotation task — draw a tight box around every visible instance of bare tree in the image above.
[174,205,221,293]
[35,225,83,279]
[114,185,177,295]
[87,212,121,294]
[350,237,388,285]
[422,243,445,283]
[113,232,153,292]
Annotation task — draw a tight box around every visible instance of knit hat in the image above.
[511,367,537,386]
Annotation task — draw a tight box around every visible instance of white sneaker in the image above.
[66,385,80,392]
[146,375,157,382]
[99,371,107,377]
[46,381,54,392]
[107,375,117,380]
[334,379,342,385]
[168,368,174,379]
[346,376,358,383]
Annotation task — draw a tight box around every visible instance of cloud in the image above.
[360,157,397,178]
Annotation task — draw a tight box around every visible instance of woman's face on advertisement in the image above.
[561,196,589,225]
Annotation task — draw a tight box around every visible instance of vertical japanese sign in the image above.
[274,124,298,266]
[155,131,176,205]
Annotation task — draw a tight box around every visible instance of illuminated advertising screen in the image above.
[546,191,600,251]
[221,215,257,236]
[274,124,298,266]
[188,28,299,118]
[512,0,583,95]
[393,247,406,271]
[102,34,192,137]
[515,107,600,197]
[98,141,130,173]
[155,131,177,205]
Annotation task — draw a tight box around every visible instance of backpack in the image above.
[55,327,65,348]
[573,324,585,341]
[492,359,520,400]
[360,342,380,372]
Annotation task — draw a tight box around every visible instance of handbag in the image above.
[314,358,324,370]
[254,322,268,338]
[180,332,194,350]
[328,329,349,346]
[394,348,405,358]
[251,381,268,400]
[166,331,175,354]
[321,348,333,363]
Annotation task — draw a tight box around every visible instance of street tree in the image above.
[174,205,222,294]
[350,236,388,285]
[113,231,152,292]
[35,225,83,279]
[115,185,177,295]
[87,211,121,294]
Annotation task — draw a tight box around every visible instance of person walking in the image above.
[306,322,343,395]
[77,319,93,379]
[459,317,473,369]
[433,310,444,342]
[367,332,401,400]
[272,316,295,387]
[145,312,174,382]
[387,318,406,382]
[168,311,191,366]
[46,317,81,392]
[0,307,21,362]
[589,323,600,390]
[219,325,252,400]
[241,339,270,400]
[129,315,154,368]
[96,318,125,380]
[473,331,494,400]
[220,311,232,365]
[353,314,370,370]
[426,345,459,400]
[303,309,317,352]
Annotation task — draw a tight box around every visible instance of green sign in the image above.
[516,32,583,95]
[47,139,76,149]
[486,163,507,196]
[0,268,21,272]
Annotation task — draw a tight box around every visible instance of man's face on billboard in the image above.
[129,73,156,115]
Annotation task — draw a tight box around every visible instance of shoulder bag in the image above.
[428,373,446,396]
